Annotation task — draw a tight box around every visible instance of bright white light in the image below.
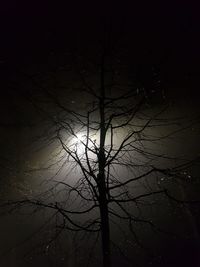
[71,131,98,157]
[70,132,86,155]
[75,133,85,143]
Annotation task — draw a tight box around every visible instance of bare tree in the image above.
[1,47,200,267]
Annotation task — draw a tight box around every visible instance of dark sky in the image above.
[0,2,200,61]
[0,2,200,267]
[0,1,200,98]
[0,1,199,138]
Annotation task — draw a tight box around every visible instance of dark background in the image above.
[1,1,200,102]
[0,1,200,131]
[0,1,200,266]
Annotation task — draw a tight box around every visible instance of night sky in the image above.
[0,1,200,267]
[0,2,200,106]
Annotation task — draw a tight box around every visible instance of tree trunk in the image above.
[98,51,111,267]
[99,180,111,267]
